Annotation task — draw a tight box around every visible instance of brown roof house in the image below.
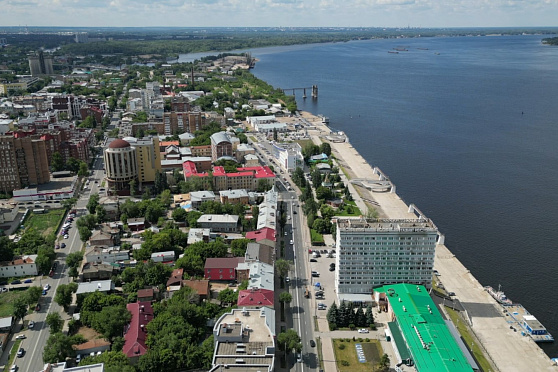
[183,279,210,302]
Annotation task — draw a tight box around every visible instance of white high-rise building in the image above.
[335,217,439,302]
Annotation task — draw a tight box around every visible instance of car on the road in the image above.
[309,340,316,347]
[433,270,441,276]
[23,279,32,283]
[42,290,47,295]
[15,334,26,340]
[285,277,290,283]
[10,280,21,285]
[358,328,369,334]
[448,292,456,296]
[310,258,317,262]
[9,364,17,372]
[16,347,24,357]
[296,353,302,363]
[289,240,293,245]
[64,234,69,239]
[43,283,50,291]
[311,271,320,277]
[317,303,327,310]
[28,321,35,328]
[284,231,288,236]
[293,210,297,214]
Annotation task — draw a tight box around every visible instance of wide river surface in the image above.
[182,34,558,356]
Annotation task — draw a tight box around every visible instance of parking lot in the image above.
[306,247,337,315]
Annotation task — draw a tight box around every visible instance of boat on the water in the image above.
[388,51,399,54]
[484,285,513,305]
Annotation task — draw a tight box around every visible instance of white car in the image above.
[9,365,17,372]
[15,334,26,340]
[28,321,34,329]
[290,240,293,245]
[43,283,50,291]
[64,234,69,239]
[358,329,369,334]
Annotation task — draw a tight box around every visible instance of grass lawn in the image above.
[335,200,362,217]
[445,307,494,372]
[4,339,22,372]
[295,139,314,149]
[332,339,385,372]
[310,229,324,244]
[25,209,65,237]
[0,289,28,318]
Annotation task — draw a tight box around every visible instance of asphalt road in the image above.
[17,155,106,372]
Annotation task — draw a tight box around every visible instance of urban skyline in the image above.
[1,0,557,28]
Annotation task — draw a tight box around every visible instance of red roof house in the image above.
[204,257,244,281]
[246,227,276,247]
[123,301,154,364]
[237,288,274,308]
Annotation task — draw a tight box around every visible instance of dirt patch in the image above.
[210,283,230,291]
[77,326,103,340]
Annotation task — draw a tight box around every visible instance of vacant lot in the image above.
[25,209,65,236]
[332,339,385,372]
[0,289,29,317]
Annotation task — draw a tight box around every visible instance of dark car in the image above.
[310,259,317,262]
[61,243,66,249]
[35,304,40,311]
[329,266,335,271]
[10,280,21,285]
[23,279,32,284]
[310,340,316,347]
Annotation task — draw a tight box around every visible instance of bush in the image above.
[339,338,344,342]
[358,338,363,342]
[349,323,356,330]
[345,338,351,342]
[371,323,377,330]
[341,360,350,366]
[329,323,338,331]
[365,338,370,342]
[352,336,356,341]
[338,343,346,350]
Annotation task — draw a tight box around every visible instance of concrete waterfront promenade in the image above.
[299,111,555,372]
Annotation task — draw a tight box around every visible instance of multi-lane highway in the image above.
[16,154,106,372]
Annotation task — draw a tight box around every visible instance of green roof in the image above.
[376,284,473,372]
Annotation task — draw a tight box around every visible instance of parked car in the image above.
[358,328,369,334]
[44,283,50,291]
[16,348,24,357]
[9,364,17,372]
[15,334,26,340]
[28,320,35,328]
[329,266,335,271]
[297,353,302,363]
[10,280,21,285]
[42,290,47,296]
[61,243,66,248]
[311,271,320,277]
[310,340,316,347]
[64,234,69,239]
[448,292,456,296]
[289,240,293,245]
[309,258,317,262]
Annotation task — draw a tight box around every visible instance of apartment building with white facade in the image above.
[335,217,439,303]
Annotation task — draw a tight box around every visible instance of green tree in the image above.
[78,225,92,242]
[172,207,187,222]
[46,312,63,333]
[316,186,333,200]
[42,333,78,363]
[77,214,97,230]
[13,297,27,321]
[92,305,132,342]
[275,259,290,279]
[25,286,42,306]
[319,142,332,156]
[231,238,251,257]
[277,329,302,357]
[69,266,79,279]
[129,179,137,196]
[36,246,56,274]
[78,161,89,177]
[80,351,134,372]
[279,291,292,305]
[66,251,84,269]
[217,288,238,306]
[51,152,64,172]
[87,193,100,214]
[54,282,78,312]
[96,204,107,222]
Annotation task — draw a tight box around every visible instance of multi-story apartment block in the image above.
[28,51,54,76]
[170,96,191,112]
[0,135,50,193]
[163,112,206,135]
[122,136,161,185]
[183,162,275,192]
[335,217,439,301]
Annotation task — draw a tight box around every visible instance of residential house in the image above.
[76,280,114,295]
[137,288,154,302]
[187,228,211,245]
[204,257,245,281]
[244,242,275,266]
[219,189,249,205]
[197,214,239,233]
[127,218,146,232]
[80,262,115,282]
[237,288,274,308]
[0,255,38,278]
[123,301,154,364]
[246,228,276,248]
[73,339,111,358]
[150,251,175,265]
[183,279,210,302]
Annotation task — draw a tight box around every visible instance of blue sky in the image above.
[1,0,557,28]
